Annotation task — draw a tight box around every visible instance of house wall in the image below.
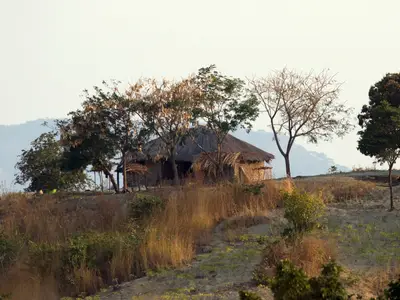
[235,162,271,183]
[126,161,273,187]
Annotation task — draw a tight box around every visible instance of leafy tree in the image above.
[59,81,147,193]
[192,65,260,177]
[14,131,87,192]
[127,77,200,185]
[357,100,400,211]
[249,68,354,177]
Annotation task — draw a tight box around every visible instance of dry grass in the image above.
[140,181,280,270]
[259,236,337,278]
[347,264,400,299]
[293,176,376,203]
[0,181,280,299]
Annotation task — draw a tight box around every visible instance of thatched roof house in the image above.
[119,127,274,186]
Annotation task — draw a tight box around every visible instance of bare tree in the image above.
[249,68,354,177]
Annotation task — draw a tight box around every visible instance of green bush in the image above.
[269,259,311,300]
[129,194,164,220]
[308,260,347,299]
[28,241,62,276]
[269,259,348,300]
[0,293,11,300]
[238,290,263,300]
[367,276,400,299]
[281,189,325,237]
[242,183,265,196]
[62,231,140,272]
[28,231,140,288]
[0,234,18,272]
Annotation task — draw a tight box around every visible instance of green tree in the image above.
[127,77,200,185]
[249,68,354,177]
[59,81,148,193]
[357,100,400,211]
[14,131,87,192]
[192,64,260,177]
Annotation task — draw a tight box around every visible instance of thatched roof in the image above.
[126,163,149,175]
[125,127,274,164]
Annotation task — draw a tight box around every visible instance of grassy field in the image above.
[0,176,398,299]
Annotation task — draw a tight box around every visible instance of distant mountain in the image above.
[0,119,57,191]
[0,120,350,190]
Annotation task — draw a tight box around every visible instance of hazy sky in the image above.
[1,0,399,168]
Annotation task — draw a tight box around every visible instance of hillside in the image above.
[0,119,350,189]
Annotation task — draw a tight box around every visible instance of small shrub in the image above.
[370,275,400,300]
[129,194,164,220]
[28,241,62,276]
[268,259,348,300]
[0,294,11,300]
[269,259,311,300]
[308,260,347,299]
[254,237,336,286]
[238,290,263,300]
[281,189,325,236]
[242,183,265,196]
[62,231,140,272]
[0,234,17,272]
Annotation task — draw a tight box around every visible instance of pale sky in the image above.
[1,0,399,168]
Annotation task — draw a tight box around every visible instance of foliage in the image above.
[129,193,164,221]
[28,231,140,281]
[357,73,400,210]
[127,77,201,185]
[58,80,148,192]
[242,183,265,196]
[380,276,400,299]
[238,290,263,300]
[358,72,400,125]
[14,131,88,192]
[328,165,338,174]
[62,231,139,272]
[357,101,400,163]
[249,68,354,177]
[0,233,17,273]
[281,189,325,237]
[191,65,260,176]
[269,259,311,300]
[268,259,347,300]
[308,260,348,299]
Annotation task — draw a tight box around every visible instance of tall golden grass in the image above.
[292,177,376,203]
[0,181,279,299]
[140,181,279,270]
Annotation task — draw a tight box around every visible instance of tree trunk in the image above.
[170,148,179,186]
[103,168,119,193]
[389,164,394,211]
[216,143,224,181]
[100,172,104,192]
[284,155,292,178]
[123,152,128,192]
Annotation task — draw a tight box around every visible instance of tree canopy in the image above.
[58,81,148,193]
[192,65,260,176]
[127,77,201,185]
[357,73,400,210]
[14,131,88,192]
